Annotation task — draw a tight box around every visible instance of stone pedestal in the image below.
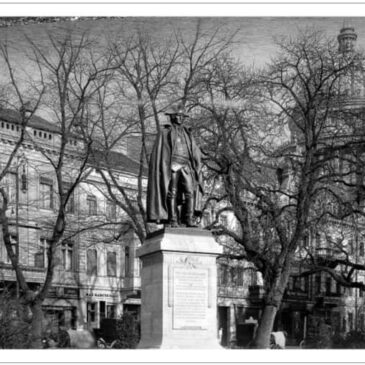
[136,228,223,349]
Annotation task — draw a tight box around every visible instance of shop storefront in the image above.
[80,288,123,329]
[43,286,79,330]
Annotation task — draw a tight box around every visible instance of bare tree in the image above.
[0,27,116,348]
[92,20,240,242]
[193,29,363,348]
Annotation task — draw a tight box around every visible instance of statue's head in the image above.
[165,103,189,125]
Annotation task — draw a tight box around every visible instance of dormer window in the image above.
[32,129,53,140]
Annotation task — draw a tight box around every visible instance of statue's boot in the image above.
[185,195,197,227]
[168,197,178,228]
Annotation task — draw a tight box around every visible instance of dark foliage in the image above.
[0,291,31,348]
[114,312,140,349]
[332,331,365,349]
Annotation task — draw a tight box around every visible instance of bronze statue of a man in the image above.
[147,103,203,227]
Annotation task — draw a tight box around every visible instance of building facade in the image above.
[0,108,143,332]
[2,23,365,349]
[214,24,365,348]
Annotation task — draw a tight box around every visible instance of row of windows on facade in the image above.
[218,265,257,287]
[43,302,118,327]
[1,121,22,134]
[4,173,117,219]
[218,263,364,297]
[85,247,131,277]
[0,120,49,139]
[301,231,365,257]
[246,220,365,257]
[1,121,78,146]
[42,302,118,330]
[4,235,131,277]
[288,273,364,297]
[315,233,365,257]
[317,154,365,188]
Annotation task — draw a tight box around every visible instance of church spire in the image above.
[338,21,357,53]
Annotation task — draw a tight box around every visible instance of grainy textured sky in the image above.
[2,17,365,68]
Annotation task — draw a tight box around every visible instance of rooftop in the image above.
[0,108,61,134]
[0,107,147,177]
[89,149,148,178]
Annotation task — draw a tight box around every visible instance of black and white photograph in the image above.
[1,5,365,362]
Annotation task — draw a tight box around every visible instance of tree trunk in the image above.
[253,304,278,348]
[252,267,291,349]
[30,301,44,349]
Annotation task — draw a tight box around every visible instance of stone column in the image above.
[77,297,87,330]
[137,228,223,349]
[228,304,237,348]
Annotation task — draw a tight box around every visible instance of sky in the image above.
[2,16,365,69]
[0,16,364,127]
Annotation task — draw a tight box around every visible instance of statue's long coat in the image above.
[147,124,203,223]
